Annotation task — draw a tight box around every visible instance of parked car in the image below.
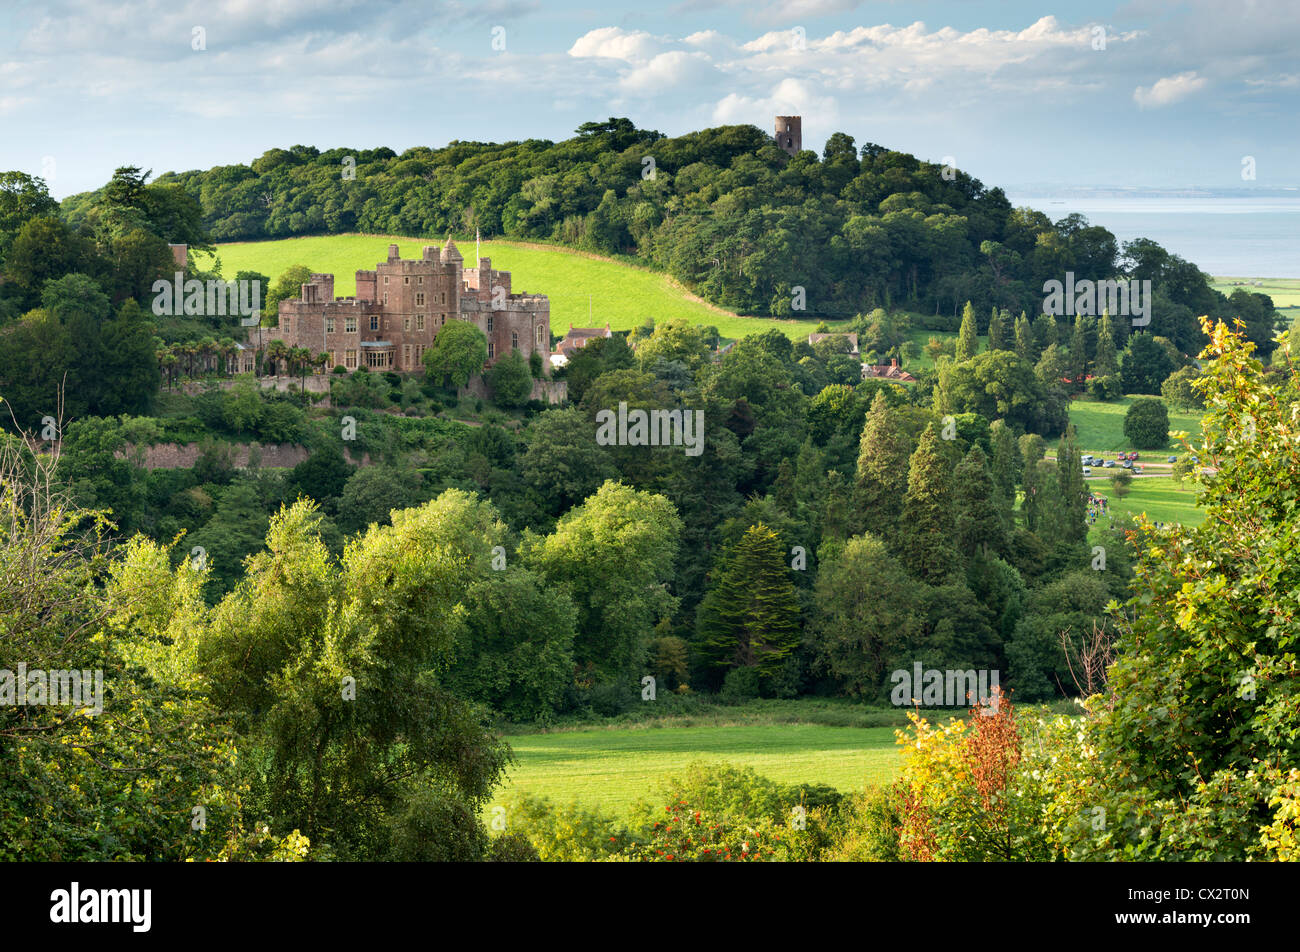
[1167,455,1178,463]
[1082,466,1092,476]
[1081,454,1094,465]
[1134,464,1143,474]
[1104,460,1117,468]
[1121,459,1134,468]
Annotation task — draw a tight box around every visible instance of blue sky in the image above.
[1,0,1297,198]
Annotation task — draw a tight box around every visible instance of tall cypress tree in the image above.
[956,301,979,361]
[988,419,1020,530]
[854,391,911,538]
[696,524,801,677]
[987,308,1010,351]
[900,424,958,582]
[1095,311,1119,376]
[1069,314,1090,389]
[1014,312,1037,363]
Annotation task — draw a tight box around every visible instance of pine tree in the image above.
[900,425,958,582]
[821,470,852,545]
[956,301,979,361]
[854,391,912,537]
[954,445,1004,558]
[1095,311,1119,376]
[1014,312,1037,363]
[987,308,1009,351]
[696,524,802,677]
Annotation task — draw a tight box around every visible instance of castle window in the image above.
[537,325,545,348]
[418,277,423,285]
[283,317,291,333]
[415,292,425,307]
[440,315,446,326]
[345,350,357,369]
[487,341,495,359]
[416,314,425,331]
[404,317,411,331]
[404,277,409,285]
[403,344,411,366]
[487,316,494,332]
[325,317,335,334]
[383,292,389,305]
[511,331,518,351]
[441,292,445,303]
[345,316,357,333]
[384,276,389,285]
[370,316,379,331]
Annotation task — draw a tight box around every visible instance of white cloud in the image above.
[1133,71,1208,108]
[568,27,663,63]
[619,51,713,95]
[712,78,837,126]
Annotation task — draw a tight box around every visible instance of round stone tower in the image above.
[775,116,802,156]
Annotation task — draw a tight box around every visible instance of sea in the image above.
[1006,193,1300,279]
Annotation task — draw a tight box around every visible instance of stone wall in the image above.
[115,442,371,469]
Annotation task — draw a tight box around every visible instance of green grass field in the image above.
[198,234,852,342]
[1087,474,1204,528]
[1066,396,1204,455]
[1211,275,1300,328]
[494,723,900,817]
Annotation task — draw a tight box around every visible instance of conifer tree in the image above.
[954,445,1004,558]
[900,424,958,582]
[1095,311,1119,376]
[988,419,1020,529]
[1035,313,1059,352]
[854,391,912,537]
[956,301,979,361]
[987,308,1009,351]
[1069,314,1089,389]
[1014,312,1036,363]
[696,524,801,677]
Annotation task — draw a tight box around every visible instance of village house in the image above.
[550,322,612,369]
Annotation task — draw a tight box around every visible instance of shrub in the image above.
[894,693,1056,861]
[720,665,761,701]
[498,792,629,862]
[1123,396,1170,449]
[1086,373,1123,401]
[485,832,541,862]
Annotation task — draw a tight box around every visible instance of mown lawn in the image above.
[1086,474,1205,529]
[495,723,900,818]
[198,234,853,342]
[1067,395,1204,455]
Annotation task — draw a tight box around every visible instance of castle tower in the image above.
[775,115,801,156]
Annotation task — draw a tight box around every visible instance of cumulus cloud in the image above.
[619,51,714,95]
[1133,71,1208,108]
[568,27,664,63]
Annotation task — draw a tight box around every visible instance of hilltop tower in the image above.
[775,116,801,156]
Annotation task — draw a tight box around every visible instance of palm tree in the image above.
[290,346,312,391]
[156,344,177,391]
[266,339,288,378]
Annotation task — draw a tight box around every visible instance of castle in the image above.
[274,240,550,374]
